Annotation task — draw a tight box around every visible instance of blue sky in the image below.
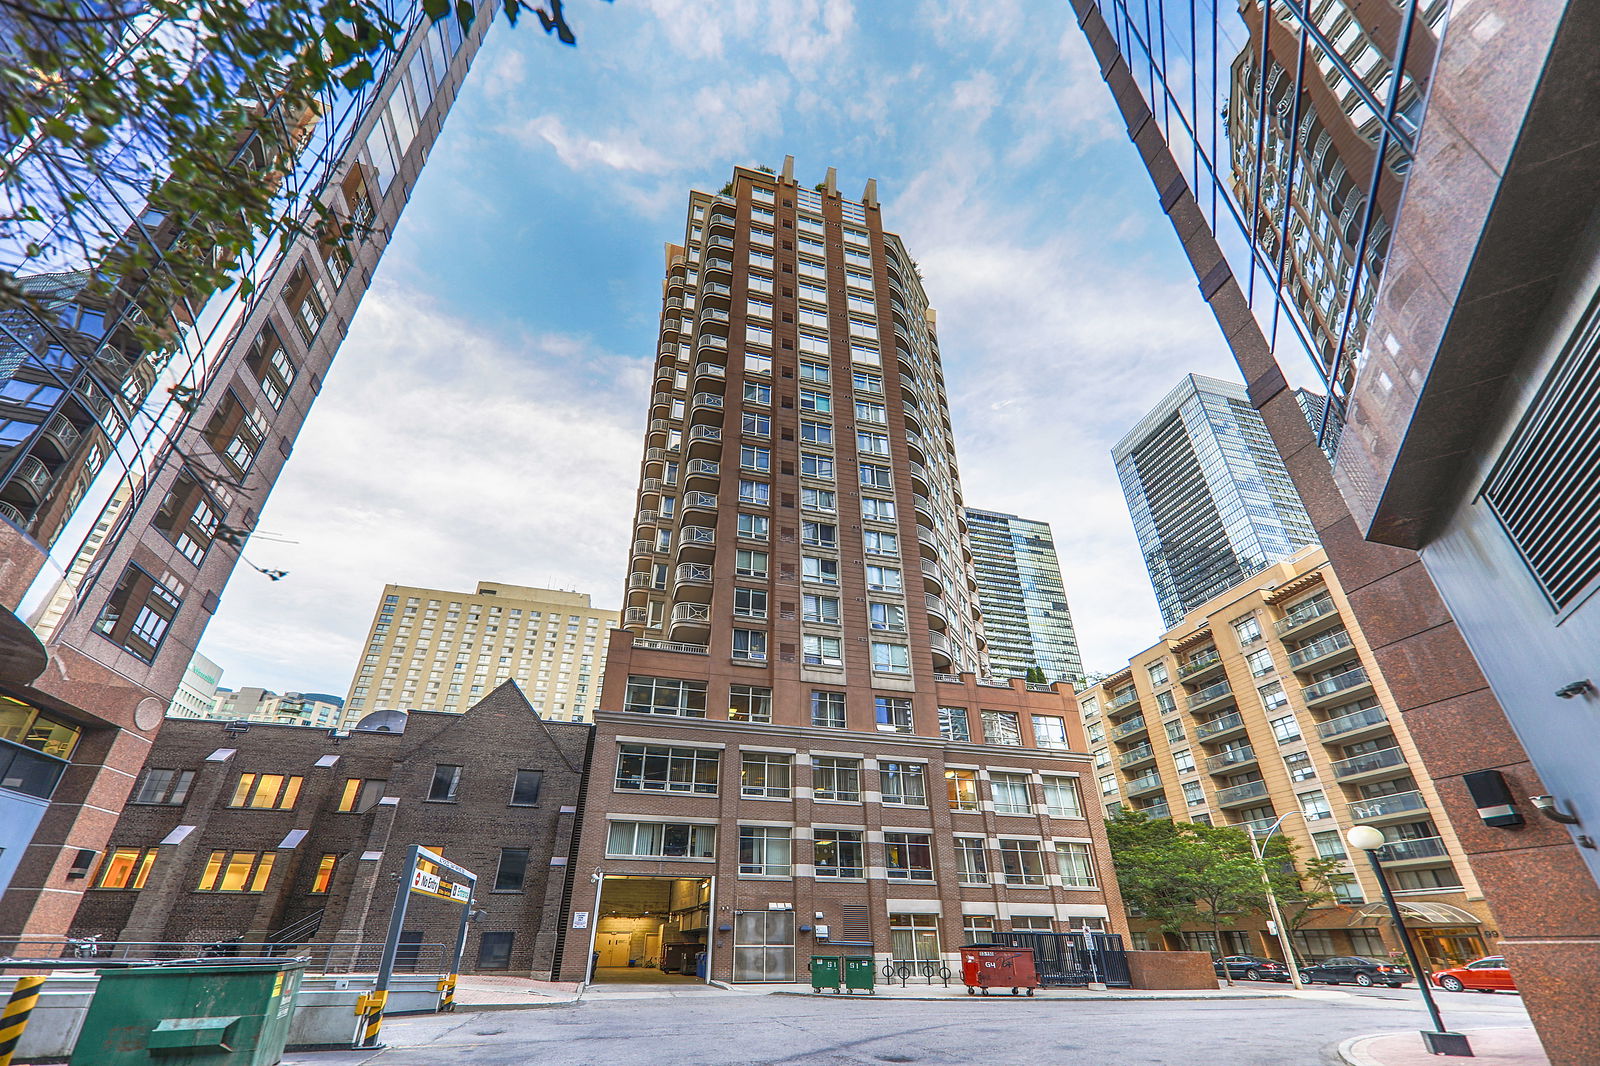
[198,0,1249,696]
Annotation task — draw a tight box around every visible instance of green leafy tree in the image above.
[1,0,593,344]
[1025,665,1048,685]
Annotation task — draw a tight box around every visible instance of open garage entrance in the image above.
[591,875,712,984]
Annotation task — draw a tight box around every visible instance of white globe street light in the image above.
[1343,827,1470,1056]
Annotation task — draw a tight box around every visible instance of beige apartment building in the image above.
[1079,546,1494,968]
[342,582,619,725]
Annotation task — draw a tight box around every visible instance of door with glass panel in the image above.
[733,910,795,981]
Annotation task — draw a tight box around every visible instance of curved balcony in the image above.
[0,501,28,527]
[698,306,730,331]
[695,362,726,384]
[650,392,673,417]
[622,605,649,628]
[13,455,54,498]
[1187,680,1235,713]
[41,415,82,455]
[1288,628,1358,673]
[644,447,667,465]
[912,494,935,524]
[682,490,718,516]
[700,281,732,306]
[676,525,715,559]
[907,461,930,495]
[1302,667,1372,707]
[915,525,939,559]
[696,334,728,356]
[657,343,677,361]
[1215,780,1269,809]
[896,345,916,378]
[1194,711,1247,743]
[690,392,724,424]
[1136,801,1171,820]
[669,601,712,636]
[686,425,722,457]
[904,430,927,465]
[705,234,734,253]
[675,561,714,591]
[628,572,653,590]
[1204,745,1258,774]
[1274,596,1341,639]
[1331,745,1407,782]
[927,629,955,658]
[637,508,659,526]
[707,211,735,233]
[648,418,671,437]
[924,593,949,629]
[684,458,720,484]
[1177,648,1224,683]
[920,558,946,595]
[703,257,733,280]
[640,477,662,497]
[632,539,656,560]
[1316,703,1388,742]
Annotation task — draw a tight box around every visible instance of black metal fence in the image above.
[976,932,1131,988]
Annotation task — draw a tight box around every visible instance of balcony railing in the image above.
[0,501,26,526]
[696,362,725,379]
[688,426,721,444]
[16,455,53,492]
[1194,711,1245,741]
[685,459,719,478]
[45,415,81,449]
[1274,597,1338,636]
[671,602,711,625]
[1204,746,1256,773]
[1317,704,1387,739]
[627,573,652,589]
[680,525,715,546]
[1109,687,1140,711]
[676,562,713,584]
[623,606,648,625]
[1125,773,1164,796]
[1303,667,1371,704]
[1119,744,1156,768]
[1233,816,1278,835]
[1177,649,1221,680]
[1288,629,1355,670]
[1187,680,1234,711]
[692,392,724,410]
[1378,836,1450,862]
[1138,801,1171,819]
[1110,715,1148,741]
[1215,780,1269,807]
[683,490,718,511]
[1347,790,1428,823]
[1332,746,1407,780]
[632,638,708,655]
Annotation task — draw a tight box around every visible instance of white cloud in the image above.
[199,281,643,694]
[514,114,672,173]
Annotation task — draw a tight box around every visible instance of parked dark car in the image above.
[1298,956,1413,987]
[1212,955,1291,982]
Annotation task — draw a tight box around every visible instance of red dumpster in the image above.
[960,945,1039,996]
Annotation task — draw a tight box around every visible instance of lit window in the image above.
[198,850,276,892]
[95,847,157,890]
[229,773,303,810]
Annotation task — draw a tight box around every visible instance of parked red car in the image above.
[1430,956,1517,993]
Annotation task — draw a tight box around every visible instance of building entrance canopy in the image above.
[1352,902,1481,926]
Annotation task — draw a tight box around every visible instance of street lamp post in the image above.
[1345,826,1473,1057]
[1248,812,1304,991]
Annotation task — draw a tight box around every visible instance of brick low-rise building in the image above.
[70,682,589,978]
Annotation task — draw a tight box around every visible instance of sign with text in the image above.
[572,911,590,929]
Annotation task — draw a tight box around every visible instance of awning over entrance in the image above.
[1352,902,1481,926]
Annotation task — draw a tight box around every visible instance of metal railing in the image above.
[1186,680,1233,710]
[632,638,708,654]
[1204,746,1256,773]
[1317,704,1387,739]
[1215,780,1269,806]
[1331,746,1406,779]
[1303,667,1371,702]
[1125,773,1164,796]
[1109,687,1140,710]
[1274,597,1338,635]
[676,562,712,583]
[1379,836,1450,862]
[1194,711,1245,740]
[1177,649,1221,680]
[1110,715,1147,741]
[1348,790,1427,822]
[1288,629,1354,669]
[1119,744,1155,767]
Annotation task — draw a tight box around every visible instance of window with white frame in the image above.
[739,479,769,506]
[812,754,859,800]
[802,521,838,548]
[803,633,843,666]
[998,839,1047,886]
[880,762,927,806]
[884,834,934,881]
[1055,842,1097,888]
[862,497,896,522]
[733,587,767,619]
[868,602,906,632]
[1033,716,1068,749]
[1259,681,1289,711]
[1233,614,1262,645]
[939,706,970,741]
[803,556,839,585]
[1298,789,1332,821]
[738,825,791,876]
[991,773,1031,814]
[729,684,772,723]
[735,549,768,578]
[615,744,719,794]
[955,837,988,885]
[607,821,715,858]
[737,513,769,540]
[875,695,913,732]
[871,642,910,674]
[1246,648,1275,676]
[803,594,841,625]
[1042,776,1082,818]
[741,751,791,798]
[800,419,833,445]
[981,710,1022,746]
[810,691,846,729]
[863,530,898,555]
[799,387,831,413]
[1172,748,1196,774]
[865,565,901,592]
[732,629,767,661]
[802,487,835,512]
[1269,712,1301,743]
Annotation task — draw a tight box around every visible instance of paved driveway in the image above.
[285,985,1532,1066]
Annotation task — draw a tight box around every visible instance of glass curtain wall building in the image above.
[1114,374,1316,628]
[964,508,1083,684]
[0,0,500,940]
[1083,0,1447,433]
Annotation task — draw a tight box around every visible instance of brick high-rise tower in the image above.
[558,161,1122,984]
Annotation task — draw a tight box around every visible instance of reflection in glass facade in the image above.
[0,2,476,550]
[1088,0,1450,430]
[1114,374,1317,627]
[965,509,1083,684]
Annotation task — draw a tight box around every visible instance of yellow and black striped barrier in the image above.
[0,975,47,1066]
[437,974,458,1013]
[355,988,388,1048]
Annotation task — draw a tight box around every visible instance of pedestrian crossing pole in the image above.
[0,975,47,1066]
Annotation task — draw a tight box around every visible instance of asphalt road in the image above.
[286,986,1532,1066]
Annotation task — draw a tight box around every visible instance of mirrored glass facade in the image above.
[1114,374,1317,627]
[965,508,1083,684]
[1087,0,1450,427]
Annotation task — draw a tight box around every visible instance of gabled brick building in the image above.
[71,682,589,978]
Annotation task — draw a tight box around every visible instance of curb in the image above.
[768,989,1297,1002]
[446,999,581,1012]
[1336,1027,1542,1066]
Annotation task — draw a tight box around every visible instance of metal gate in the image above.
[733,910,795,982]
[981,931,1130,988]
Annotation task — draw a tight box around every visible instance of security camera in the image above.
[1530,795,1581,825]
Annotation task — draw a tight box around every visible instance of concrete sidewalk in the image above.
[750,980,1347,1002]
[1339,1027,1548,1066]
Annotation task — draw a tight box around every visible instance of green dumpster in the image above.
[810,955,841,993]
[70,959,305,1065]
[844,956,876,994]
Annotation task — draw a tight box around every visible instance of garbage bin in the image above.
[960,946,1038,996]
[843,956,875,995]
[70,958,306,1065]
[810,955,841,993]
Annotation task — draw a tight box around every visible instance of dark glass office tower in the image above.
[1072,2,1600,1060]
